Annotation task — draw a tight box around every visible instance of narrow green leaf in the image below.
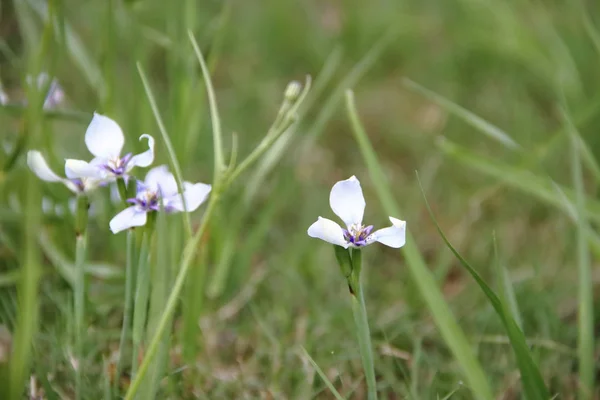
[492,235,523,330]
[417,175,550,400]
[345,90,493,400]
[403,79,520,149]
[438,138,600,224]
[188,31,225,180]
[137,63,193,237]
[562,108,594,398]
[300,347,345,400]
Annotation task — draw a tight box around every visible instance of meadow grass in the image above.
[0,0,599,398]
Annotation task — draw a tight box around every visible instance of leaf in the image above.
[403,79,520,149]
[418,174,550,400]
[300,347,345,400]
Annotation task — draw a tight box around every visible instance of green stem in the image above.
[116,178,129,208]
[74,233,87,400]
[131,234,150,377]
[123,197,218,400]
[115,229,136,395]
[348,250,377,400]
[350,281,377,400]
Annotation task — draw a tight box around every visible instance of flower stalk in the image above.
[334,248,377,400]
[116,178,129,208]
[74,196,89,400]
[115,228,136,394]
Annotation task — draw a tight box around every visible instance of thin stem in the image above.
[226,76,312,185]
[74,232,87,400]
[131,234,150,377]
[124,196,218,400]
[115,229,136,395]
[350,278,377,400]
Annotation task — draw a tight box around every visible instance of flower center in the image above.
[128,189,160,212]
[343,224,374,247]
[104,153,132,176]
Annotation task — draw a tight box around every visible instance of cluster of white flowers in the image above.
[28,113,211,234]
[26,109,406,250]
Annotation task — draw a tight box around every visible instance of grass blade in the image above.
[137,63,193,237]
[438,138,600,224]
[300,347,345,400]
[188,31,225,181]
[492,235,523,330]
[345,90,493,400]
[403,78,520,150]
[417,175,550,399]
[562,108,594,398]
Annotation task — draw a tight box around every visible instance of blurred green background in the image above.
[1,0,599,398]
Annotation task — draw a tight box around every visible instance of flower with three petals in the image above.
[307,176,406,249]
[109,165,212,234]
[65,113,155,182]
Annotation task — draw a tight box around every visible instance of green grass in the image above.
[1,0,599,398]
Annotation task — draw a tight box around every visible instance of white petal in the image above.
[165,182,211,212]
[65,159,106,179]
[128,134,155,169]
[27,151,63,183]
[307,217,349,248]
[109,206,148,234]
[85,112,125,158]
[143,165,179,197]
[329,175,365,228]
[369,217,406,248]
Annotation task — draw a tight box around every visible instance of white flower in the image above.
[109,165,212,234]
[64,113,155,182]
[307,176,406,249]
[27,150,102,195]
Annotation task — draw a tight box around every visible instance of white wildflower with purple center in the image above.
[307,176,406,249]
[65,113,155,182]
[27,150,102,195]
[109,165,212,234]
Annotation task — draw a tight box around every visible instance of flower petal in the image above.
[85,112,125,158]
[329,175,365,228]
[65,159,106,180]
[165,182,211,212]
[109,206,148,234]
[27,151,63,183]
[307,217,349,248]
[128,134,155,169]
[143,165,178,197]
[369,217,406,248]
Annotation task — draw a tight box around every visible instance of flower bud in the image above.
[284,81,302,102]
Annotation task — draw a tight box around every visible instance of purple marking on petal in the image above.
[343,224,377,247]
